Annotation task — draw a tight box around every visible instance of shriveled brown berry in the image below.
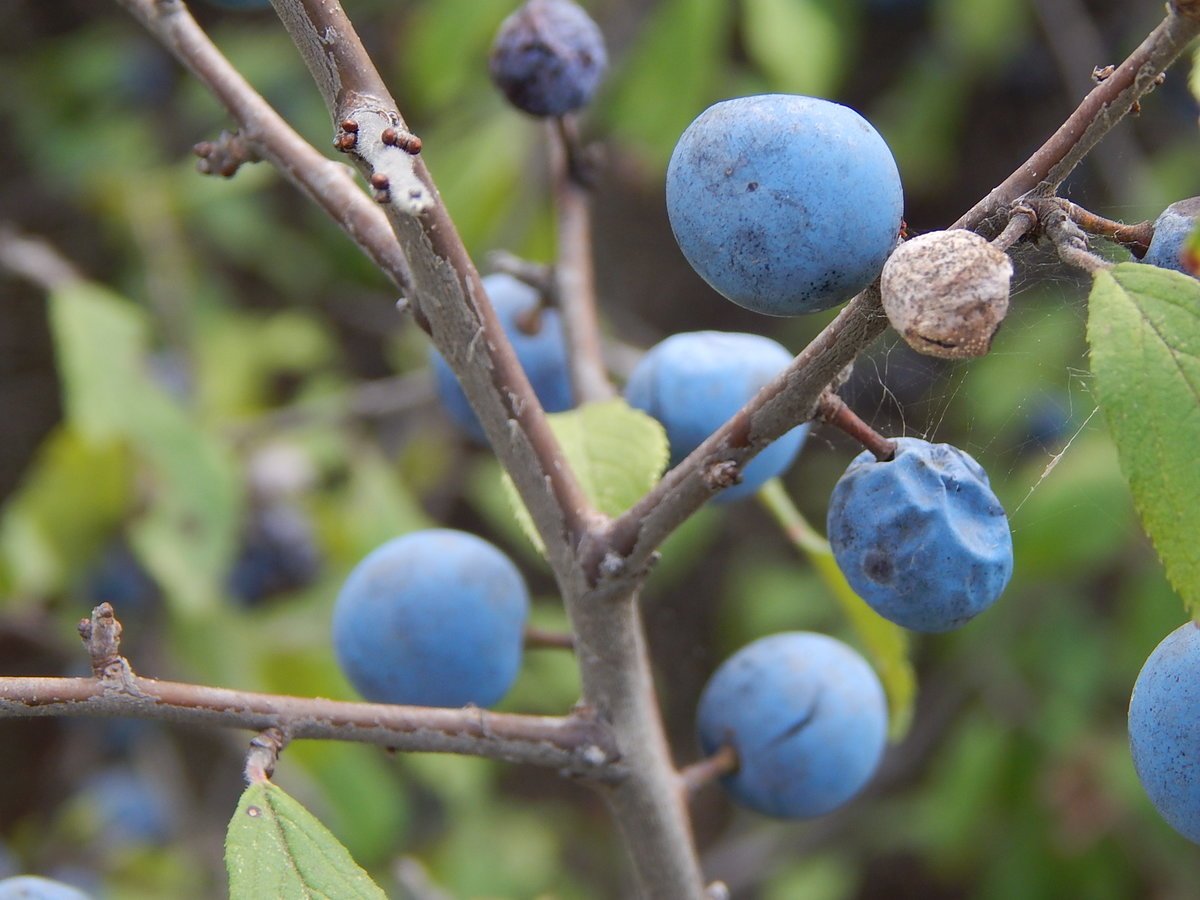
[880,230,1013,360]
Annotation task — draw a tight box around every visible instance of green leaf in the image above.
[1087,263,1200,614]
[742,0,843,97]
[0,427,132,600]
[49,282,240,615]
[601,0,731,165]
[757,480,916,740]
[49,282,150,443]
[502,400,669,554]
[226,781,386,900]
[1191,46,1199,105]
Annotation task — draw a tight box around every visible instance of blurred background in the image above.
[0,0,1198,897]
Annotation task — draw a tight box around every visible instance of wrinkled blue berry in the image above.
[332,530,529,708]
[827,437,1013,633]
[624,331,808,502]
[430,273,574,444]
[1143,198,1199,277]
[489,0,607,117]
[1129,622,1200,843]
[666,94,904,316]
[696,632,887,818]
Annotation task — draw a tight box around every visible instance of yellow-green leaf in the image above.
[502,400,669,555]
[226,781,386,900]
[1087,263,1200,614]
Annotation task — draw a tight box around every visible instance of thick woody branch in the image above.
[117,0,595,570]
[956,5,1200,234]
[267,0,596,564]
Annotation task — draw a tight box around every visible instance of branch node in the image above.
[703,460,742,492]
[244,727,288,784]
[193,129,259,177]
[77,603,135,683]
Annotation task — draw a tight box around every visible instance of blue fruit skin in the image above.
[1129,622,1200,843]
[666,94,904,316]
[697,632,887,819]
[430,273,574,444]
[624,331,809,502]
[0,876,93,900]
[76,768,174,846]
[827,437,1013,633]
[332,530,529,708]
[489,0,607,117]
[1143,198,1200,276]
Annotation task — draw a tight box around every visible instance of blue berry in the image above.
[430,273,574,443]
[623,331,809,502]
[74,768,175,846]
[827,437,1013,633]
[1143,198,1199,277]
[332,530,529,708]
[666,94,904,316]
[489,0,608,118]
[0,876,92,900]
[226,504,321,605]
[696,632,887,818]
[1128,622,1200,843]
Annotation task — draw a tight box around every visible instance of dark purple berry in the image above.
[489,0,607,118]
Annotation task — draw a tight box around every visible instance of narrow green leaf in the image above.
[742,0,843,97]
[1190,46,1199,105]
[49,281,239,614]
[49,282,150,443]
[1087,263,1200,614]
[502,400,669,554]
[0,427,132,599]
[226,781,386,900]
[757,480,917,740]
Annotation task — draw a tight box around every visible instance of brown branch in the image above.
[955,6,1200,235]
[117,0,596,573]
[114,0,410,290]
[549,116,615,403]
[0,674,623,779]
[524,626,577,651]
[595,287,888,581]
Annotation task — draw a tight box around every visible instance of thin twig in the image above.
[549,116,615,403]
[955,6,1200,234]
[0,674,623,777]
[524,626,577,651]
[990,206,1038,252]
[0,225,86,292]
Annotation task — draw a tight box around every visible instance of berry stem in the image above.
[549,116,615,403]
[679,744,738,794]
[817,392,897,462]
[524,626,576,651]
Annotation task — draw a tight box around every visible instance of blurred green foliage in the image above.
[0,0,1197,898]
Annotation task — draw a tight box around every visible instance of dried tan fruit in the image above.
[880,230,1013,359]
